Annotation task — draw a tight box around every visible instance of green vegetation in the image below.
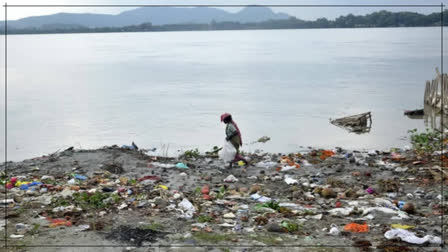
[197,215,213,223]
[51,197,71,207]
[183,148,200,159]
[216,186,226,199]
[281,220,302,232]
[141,222,164,232]
[5,10,448,35]
[408,128,442,153]
[262,201,280,211]
[30,223,40,235]
[249,234,283,245]
[14,207,26,215]
[110,193,121,204]
[73,191,110,209]
[194,187,202,196]
[205,146,222,155]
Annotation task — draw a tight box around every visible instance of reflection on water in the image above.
[422,104,448,130]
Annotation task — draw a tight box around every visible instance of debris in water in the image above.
[257,136,271,143]
[330,112,372,134]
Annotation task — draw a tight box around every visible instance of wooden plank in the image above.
[431,79,436,105]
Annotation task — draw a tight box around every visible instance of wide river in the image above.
[1,27,447,161]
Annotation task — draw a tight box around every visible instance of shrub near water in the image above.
[408,128,443,153]
[183,149,200,159]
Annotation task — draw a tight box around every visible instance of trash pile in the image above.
[0,145,446,249]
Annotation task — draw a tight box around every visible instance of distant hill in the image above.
[7,7,290,29]
[4,10,447,35]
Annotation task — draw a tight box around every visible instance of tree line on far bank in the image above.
[3,10,448,35]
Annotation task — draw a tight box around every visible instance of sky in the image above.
[1,0,446,21]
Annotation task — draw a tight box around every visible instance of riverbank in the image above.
[0,145,446,251]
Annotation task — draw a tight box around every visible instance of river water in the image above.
[1,27,447,161]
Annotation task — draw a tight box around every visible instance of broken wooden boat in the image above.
[330,112,372,134]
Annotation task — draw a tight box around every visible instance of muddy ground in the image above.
[0,145,446,251]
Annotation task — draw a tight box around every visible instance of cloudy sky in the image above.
[2,0,446,21]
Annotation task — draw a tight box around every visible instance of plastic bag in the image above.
[384,228,441,244]
[220,140,236,163]
[178,198,196,219]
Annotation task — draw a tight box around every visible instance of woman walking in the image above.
[221,113,247,168]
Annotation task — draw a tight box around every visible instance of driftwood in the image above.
[330,112,372,134]
[424,67,448,113]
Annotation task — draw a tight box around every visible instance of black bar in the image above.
[441,2,445,249]
[4,1,7,249]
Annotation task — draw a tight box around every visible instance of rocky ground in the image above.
[0,145,447,252]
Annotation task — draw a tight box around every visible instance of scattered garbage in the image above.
[75,224,90,232]
[255,161,278,169]
[138,175,161,182]
[10,234,24,239]
[284,175,298,185]
[328,224,340,236]
[365,187,375,194]
[0,143,443,247]
[223,174,238,183]
[74,174,87,180]
[390,224,414,229]
[150,162,175,169]
[121,142,138,150]
[47,217,72,228]
[344,223,369,233]
[175,163,189,169]
[250,193,271,203]
[178,198,196,219]
[384,229,441,244]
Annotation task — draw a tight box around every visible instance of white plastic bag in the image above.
[178,198,196,219]
[220,140,236,162]
[384,229,441,244]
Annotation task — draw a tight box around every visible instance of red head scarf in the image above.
[220,113,242,145]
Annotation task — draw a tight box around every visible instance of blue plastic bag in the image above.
[175,163,189,169]
[74,174,87,180]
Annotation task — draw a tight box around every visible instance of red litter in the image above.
[47,217,72,228]
[138,176,161,182]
